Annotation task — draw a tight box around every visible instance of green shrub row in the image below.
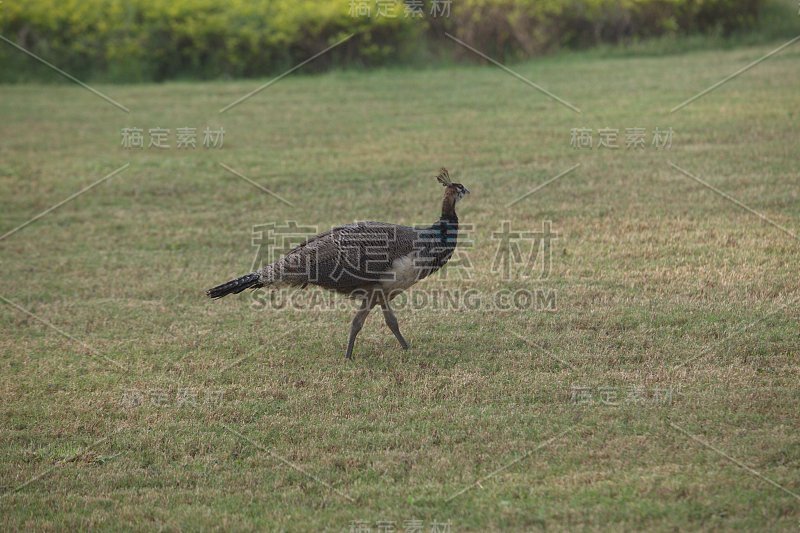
[0,0,764,82]
[446,0,763,59]
[447,0,763,59]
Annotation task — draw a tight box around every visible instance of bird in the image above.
[207,168,470,359]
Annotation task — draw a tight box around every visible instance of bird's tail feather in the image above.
[206,272,262,299]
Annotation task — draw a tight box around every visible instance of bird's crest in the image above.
[436,168,452,186]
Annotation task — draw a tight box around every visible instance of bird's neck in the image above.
[436,197,459,239]
[441,191,458,224]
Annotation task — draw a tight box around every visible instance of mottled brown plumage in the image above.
[261,222,419,294]
[207,168,470,359]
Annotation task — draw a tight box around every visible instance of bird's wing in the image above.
[272,221,418,290]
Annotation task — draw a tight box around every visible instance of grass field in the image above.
[1,36,799,530]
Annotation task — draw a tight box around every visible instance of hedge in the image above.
[0,0,763,82]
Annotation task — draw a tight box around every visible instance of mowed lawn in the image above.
[1,40,799,530]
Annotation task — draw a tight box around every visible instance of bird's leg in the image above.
[381,300,409,350]
[345,299,373,359]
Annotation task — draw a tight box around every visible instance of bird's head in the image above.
[436,168,470,203]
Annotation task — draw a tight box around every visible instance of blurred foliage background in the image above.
[0,0,794,82]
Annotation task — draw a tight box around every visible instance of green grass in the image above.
[1,37,800,530]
